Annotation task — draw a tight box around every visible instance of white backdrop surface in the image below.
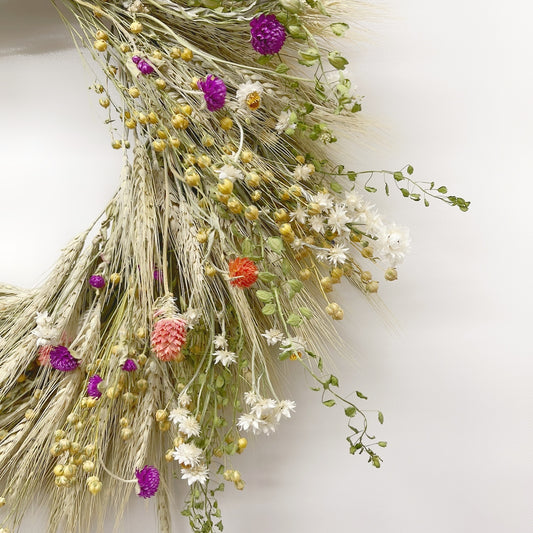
[1,1,532,532]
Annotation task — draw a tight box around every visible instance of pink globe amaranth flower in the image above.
[250,14,287,55]
[122,358,138,372]
[50,346,79,372]
[87,375,103,398]
[151,317,187,362]
[197,75,227,111]
[132,55,154,75]
[136,465,160,498]
[89,275,105,289]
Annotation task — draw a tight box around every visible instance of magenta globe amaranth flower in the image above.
[50,346,79,372]
[87,375,103,398]
[250,14,287,55]
[122,359,138,372]
[89,275,105,289]
[197,75,226,111]
[132,55,154,75]
[136,465,160,498]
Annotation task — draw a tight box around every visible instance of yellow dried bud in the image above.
[155,410,168,423]
[152,139,167,152]
[263,170,274,182]
[54,430,66,441]
[156,129,168,139]
[186,171,201,187]
[120,427,133,440]
[137,379,148,392]
[171,114,189,130]
[279,223,294,237]
[119,417,129,427]
[205,265,216,277]
[111,140,122,150]
[231,470,241,483]
[155,78,167,90]
[170,137,181,148]
[367,281,379,293]
[385,268,398,281]
[84,444,96,457]
[95,30,108,41]
[244,205,259,221]
[33,389,43,400]
[120,43,131,53]
[331,267,343,281]
[138,354,148,366]
[299,268,312,281]
[70,441,81,454]
[237,437,248,450]
[99,98,110,108]
[148,112,159,124]
[251,190,262,202]
[152,50,163,60]
[213,448,224,458]
[55,476,70,488]
[235,480,245,491]
[170,47,181,59]
[82,460,95,473]
[217,179,234,195]
[361,247,373,258]
[320,277,333,292]
[290,185,302,197]
[223,143,237,154]
[246,172,261,188]
[184,154,196,166]
[159,420,171,432]
[190,77,200,90]
[24,409,35,420]
[109,273,121,284]
[308,203,321,215]
[197,230,209,243]
[223,470,233,481]
[93,6,104,17]
[219,117,233,131]
[361,271,372,283]
[227,198,243,214]
[130,21,143,34]
[125,118,137,129]
[274,209,289,223]
[295,155,305,164]
[165,449,174,462]
[217,193,229,204]
[0,497,5,508]
[197,154,211,168]
[88,480,103,495]
[202,134,214,147]
[63,464,77,478]
[180,104,193,116]
[137,113,148,124]
[241,150,253,164]
[181,48,193,61]
[53,464,64,477]
[93,39,108,52]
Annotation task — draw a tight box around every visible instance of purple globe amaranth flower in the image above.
[136,465,160,498]
[87,374,103,398]
[197,75,226,112]
[89,275,105,289]
[250,14,287,55]
[132,55,154,75]
[50,346,79,372]
[122,359,138,372]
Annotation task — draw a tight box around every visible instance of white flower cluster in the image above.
[169,406,209,486]
[237,392,295,436]
[32,312,59,347]
[212,334,237,367]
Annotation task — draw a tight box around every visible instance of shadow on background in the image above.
[0,0,73,56]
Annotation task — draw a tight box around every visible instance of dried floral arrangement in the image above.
[0,1,469,532]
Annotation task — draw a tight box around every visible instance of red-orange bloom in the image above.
[229,257,258,288]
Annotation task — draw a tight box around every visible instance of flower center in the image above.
[246,92,261,110]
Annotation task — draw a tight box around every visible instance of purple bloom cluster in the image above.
[122,359,138,372]
[136,465,160,498]
[89,275,105,289]
[250,14,287,55]
[87,375,103,398]
[50,346,79,372]
[132,55,154,75]
[197,75,226,111]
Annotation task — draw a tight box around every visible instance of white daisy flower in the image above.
[280,336,307,358]
[32,312,59,347]
[275,110,292,134]
[178,415,201,438]
[290,205,308,224]
[243,391,260,406]
[213,335,227,350]
[309,215,326,234]
[376,224,411,266]
[278,400,296,419]
[182,308,200,329]
[313,191,333,211]
[172,442,203,466]
[261,328,284,346]
[178,392,192,408]
[328,205,350,234]
[250,397,277,418]
[236,80,264,111]
[344,190,365,211]
[293,164,312,181]
[181,463,209,485]
[290,237,305,251]
[213,349,237,367]
[168,407,190,425]
[217,164,243,182]
[327,244,350,266]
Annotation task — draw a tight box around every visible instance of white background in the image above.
[1,0,532,532]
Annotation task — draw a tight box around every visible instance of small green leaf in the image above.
[378,441,387,447]
[328,51,349,70]
[299,306,313,319]
[393,171,404,181]
[267,236,285,254]
[329,375,339,387]
[275,63,289,74]
[345,406,356,417]
[261,303,277,315]
[287,279,303,293]
[365,186,377,193]
[356,391,368,400]
[400,188,410,197]
[378,411,384,424]
[256,290,274,302]
[407,165,414,175]
[323,399,336,407]
[258,271,277,283]
[241,238,254,257]
[287,313,303,327]
[330,181,343,193]
[215,375,225,388]
[330,22,349,36]
[437,186,448,194]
